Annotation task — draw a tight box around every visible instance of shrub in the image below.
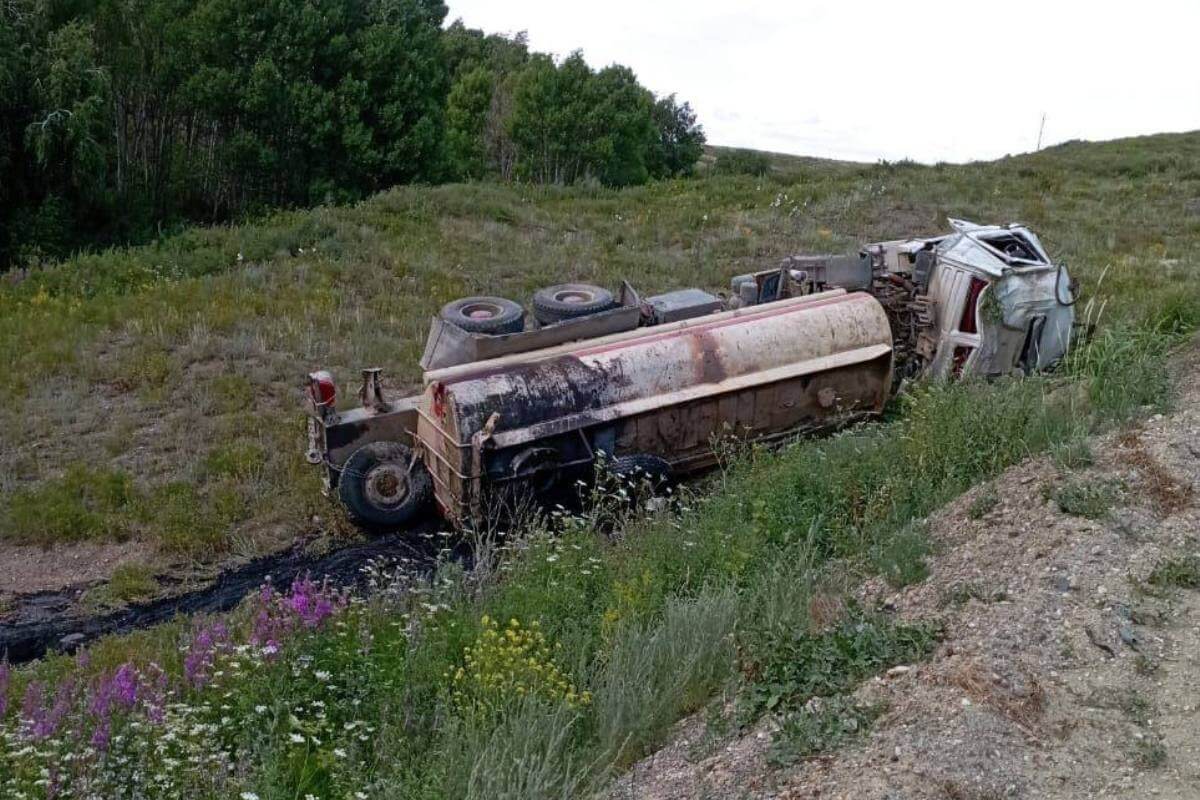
[712,148,771,177]
[869,521,932,588]
[441,696,601,800]
[206,374,256,415]
[740,612,939,720]
[148,482,229,557]
[967,489,999,520]
[1048,478,1121,519]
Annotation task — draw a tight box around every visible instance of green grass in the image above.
[3,130,1200,556]
[83,562,159,608]
[4,464,137,544]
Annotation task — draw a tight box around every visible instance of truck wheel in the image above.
[440,296,525,335]
[339,442,432,528]
[533,283,615,325]
[610,454,672,491]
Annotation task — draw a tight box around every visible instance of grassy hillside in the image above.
[0,132,1198,799]
[2,131,1199,564]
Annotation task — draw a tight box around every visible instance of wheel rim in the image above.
[553,289,594,305]
[364,463,410,509]
[461,301,502,320]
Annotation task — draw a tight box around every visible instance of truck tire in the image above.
[338,442,432,528]
[440,296,525,335]
[532,283,615,325]
[610,454,672,491]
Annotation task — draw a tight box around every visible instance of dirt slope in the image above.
[614,344,1200,800]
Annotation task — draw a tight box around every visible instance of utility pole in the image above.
[1036,113,1047,151]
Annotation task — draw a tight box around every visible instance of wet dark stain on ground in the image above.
[0,516,463,664]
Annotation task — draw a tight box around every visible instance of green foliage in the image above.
[870,521,933,588]
[769,695,882,766]
[1051,438,1095,471]
[591,591,737,765]
[1068,325,1177,421]
[207,374,256,415]
[740,612,939,720]
[146,482,221,556]
[713,148,771,176]
[1146,555,1200,591]
[445,66,498,180]
[0,9,701,266]
[441,696,601,800]
[967,488,999,520]
[1048,478,1121,519]
[508,53,657,187]
[1133,734,1168,769]
[202,442,266,480]
[647,94,706,178]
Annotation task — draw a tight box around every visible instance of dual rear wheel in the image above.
[439,283,615,335]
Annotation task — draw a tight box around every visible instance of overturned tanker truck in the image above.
[304,219,1077,528]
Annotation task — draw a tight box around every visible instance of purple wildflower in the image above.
[90,717,112,751]
[144,663,168,724]
[20,680,42,728]
[251,584,285,653]
[0,660,9,719]
[249,576,345,658]
[184,620,230,689]
[23,679,73,739]
[288,575,337,628]
[112,663,138,709]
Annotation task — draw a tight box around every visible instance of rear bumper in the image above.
[304,396,423,493]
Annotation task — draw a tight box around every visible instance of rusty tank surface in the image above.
[417,289,891,524]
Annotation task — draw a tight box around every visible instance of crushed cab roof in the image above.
[936,219,1052,276]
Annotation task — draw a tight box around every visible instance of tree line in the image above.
[0,2,705,268]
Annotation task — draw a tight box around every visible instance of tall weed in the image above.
[591,590,737,765]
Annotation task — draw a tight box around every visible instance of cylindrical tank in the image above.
[418,289,893,522]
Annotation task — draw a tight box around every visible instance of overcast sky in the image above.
[445,0,1200,164]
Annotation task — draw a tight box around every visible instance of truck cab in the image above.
[864,219,1076,379]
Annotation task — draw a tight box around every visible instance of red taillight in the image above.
[958,277,987,334]
[431,381,446,419]
[308,370,336,409]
